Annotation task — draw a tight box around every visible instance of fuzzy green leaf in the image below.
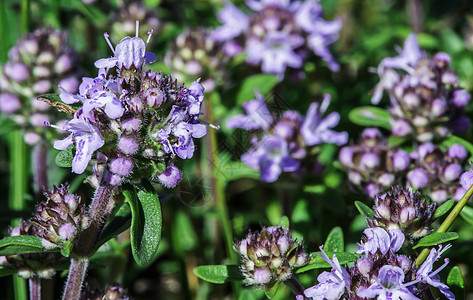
[278,216,290,229]
[55,146,75,168]
[442,136,473,155]
[264,281,280,299]
[123,183,162,266]
[460,206,473,226]
[355,201,375,219]
[237,74,279,105]
[0,236,53,256]
[324,227,344,253]
[193,265,244,284]
[447,266,465,300]
[413,232,459,249]
[433,200,455,219]
[60,241,73,257]
[348,106,391,129]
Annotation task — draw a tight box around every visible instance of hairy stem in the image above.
[416,182,473,266]
[33,143,48,202]
[29,277,41,300]
[62,258,89,300]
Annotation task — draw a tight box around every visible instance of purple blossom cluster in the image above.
[52,27,211,187]
[372,34,471,142]
[300,194,453,299]
[212,0,341,77]
[0,28,81,145]
[339,128,468,201]
[165,28,228,92]
[227,94,347,182]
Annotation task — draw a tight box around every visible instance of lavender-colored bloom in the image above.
[211,2,249,43]
[53,114,105,174]
[407,168,429,189]
[460,170,473,191]
[95,29,157,70]
[357,265,419,300]
[416,245,454,299]
[452,89,470,107]
[301,95,348,146]
[303,247,351,300]
[242,135,299,182]
[448,143,468,160]
[380,34,422,72]
[356,227,404,256]
[245,31,303,76]
[393,150,410,171]
[0,93,21,114]
[227,96,273,130]
[158,165,182,188]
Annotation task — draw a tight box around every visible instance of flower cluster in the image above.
[165,28,228,92]
[301,229,454,299]
[32,185,89,250]
[52,27,212,187]
[212,0,341,77]
[0,220,62,279]
[0,28,81,145]
[234,226,308,286]
[227,94,347,182]
[109,1,161,45]
[339,128,468,201]
[81,283,130,300]
[372,34,470,142]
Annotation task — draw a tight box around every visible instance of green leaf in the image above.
[60,241,73,257]
[97,203,132,248]
[355,201,375,219]
[55,146,75,168]
[0,266,17,277]
[296,252,357,273]
[413,232,459,249]
[460,206,473,226]
[172,210,197,254]
[442,136,473,155]
[348,106,391,129]
[434,200,455,219]
[447,266,465,300]
[123,183,162,266]
[193,265,244,284]
[236,74,279,105]
[278,216,290,229]
[264,281,280,299]
[0,236,54,256]
[324,227,344,253]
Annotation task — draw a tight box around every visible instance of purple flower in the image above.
[380,34,423,72]
[407,168,429,189]
[300,95,348,146]
[227,96,273,130]
[245,31,303,77]
[357,265,419,300]
[158,165,182,188]
[302,247,351,300]
[416,245,454,299]
[212,2,249,45]
[356,227,405,256]
[0,93,21,114]
[53,114,105,174]
[242,135,299,182]
[95,27,157,70]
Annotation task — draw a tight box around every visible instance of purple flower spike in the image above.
[54,115,105,174]
[82,91,124,119]
[357,265,419,300]
[301,95,348,146]
[357,227,391,256]
[227,96,273,130]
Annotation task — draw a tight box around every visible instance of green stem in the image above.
[9,130,28,300]
[20,0,30,34]
[415,182,473,266]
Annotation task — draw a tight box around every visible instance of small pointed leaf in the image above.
[447,266,465,300]
[355,201,375,219]
[348,106,391,129]
[0,236,56,256]
[237,74,279,105]
[278,216,290,229]
[55,146,75,168]
[264,281,280,299]
[324,227,344,253]
[433,200,455,219]
[123,183,162,266]
[413,232,459,249]
[296,252,357,273]
[193,265,244,284]
[460,206,473,226]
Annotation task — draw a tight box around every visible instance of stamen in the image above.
[428,258,449,278]
[135,20,139,37]
[103,32,115,55]
[45,121,66,131]
[145,29,154,49]
[199,119,220,130]
[320,94,331,113]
